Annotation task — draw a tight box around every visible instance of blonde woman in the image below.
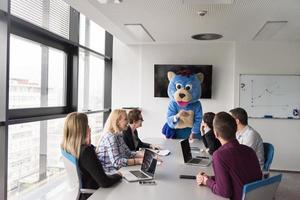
[97,109,144,174]
[61,112,121,200]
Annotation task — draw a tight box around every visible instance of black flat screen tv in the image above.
[154,64,212,99]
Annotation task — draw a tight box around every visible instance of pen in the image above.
[196,156,209,159]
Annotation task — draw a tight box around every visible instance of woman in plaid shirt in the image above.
[97,109,144,174]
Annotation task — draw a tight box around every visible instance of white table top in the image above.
[88,138,227,200]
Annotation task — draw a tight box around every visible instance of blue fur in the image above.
[162,74,203,139]
[167,75,201,103]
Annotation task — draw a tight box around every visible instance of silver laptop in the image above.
[180,139,211,166]
[123,149,157,182]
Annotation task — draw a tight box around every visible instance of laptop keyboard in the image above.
[190,158,201,164]
[130,170,148,178]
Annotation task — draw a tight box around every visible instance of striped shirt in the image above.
[97,132,136,174]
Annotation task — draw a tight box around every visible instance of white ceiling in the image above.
[64,0,300,44]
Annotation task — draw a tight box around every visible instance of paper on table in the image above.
[154,149,170,156]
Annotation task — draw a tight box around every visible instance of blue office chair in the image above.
[242,174,282,200]
[61,149,96,200]
[263,142,274,171]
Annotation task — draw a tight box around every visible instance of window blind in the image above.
[11,0,70,39]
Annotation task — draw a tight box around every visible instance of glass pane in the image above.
[48,48,67,106]
[7,118,65,199]
[78,49,105,111]
[88,113,104,145]
[79,14,105,54]
[9,34,67,108]
[9,35,42,108]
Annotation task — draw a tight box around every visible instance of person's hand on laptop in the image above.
[135,150,144,158]
[132,158,143,165]
[116,171,123,177]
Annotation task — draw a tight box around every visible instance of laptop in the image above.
[180,139,211,166]
[122,149,157,182]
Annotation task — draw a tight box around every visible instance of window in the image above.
[88,113,104,145]
[9,34,67,109]
[7,118,65,198]
[79,14,105,54]
[1,0,112,199]
[10,0,70,39]
[78,49,105,111]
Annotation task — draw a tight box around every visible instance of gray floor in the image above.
[274,171,300,200]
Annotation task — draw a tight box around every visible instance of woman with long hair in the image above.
[97,109,144,174]
[61,112,121,200]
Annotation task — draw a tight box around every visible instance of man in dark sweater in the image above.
[196,112,262,200]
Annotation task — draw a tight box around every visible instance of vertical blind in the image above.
[11,0,70,39]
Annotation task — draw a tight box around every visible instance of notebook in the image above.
[122,149,157,182]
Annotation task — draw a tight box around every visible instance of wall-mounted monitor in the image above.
[154,64,212,98]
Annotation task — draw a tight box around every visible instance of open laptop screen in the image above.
[180,139,193,163]
[141,149,157,177]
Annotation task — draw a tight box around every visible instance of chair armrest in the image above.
[80,189,97,194]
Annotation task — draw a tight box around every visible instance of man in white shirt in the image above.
[229,108,264,169]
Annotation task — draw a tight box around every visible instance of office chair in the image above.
[263,142,274,171]
[242,174,282,200]
[61,149,96,200]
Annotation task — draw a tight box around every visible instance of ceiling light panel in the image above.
[124,23,155,42]
[253,21,288,41]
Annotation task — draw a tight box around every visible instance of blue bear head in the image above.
[167,71,203,107]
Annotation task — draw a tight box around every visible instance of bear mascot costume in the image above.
[162,69,204,139]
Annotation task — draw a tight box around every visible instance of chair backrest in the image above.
[263,142,274,171]
[61,149,81,199]
[242,174,282,200]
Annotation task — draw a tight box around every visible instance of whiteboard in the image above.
[239,74,300,119]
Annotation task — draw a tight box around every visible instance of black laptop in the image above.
[180,139,211,166]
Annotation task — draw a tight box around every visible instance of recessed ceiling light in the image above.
[197,10,207,16]
[191,33,223,40]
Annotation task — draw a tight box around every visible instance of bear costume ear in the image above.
[167,71,176,81]
[197,72,204,83]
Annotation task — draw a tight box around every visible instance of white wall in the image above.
[112,38,141,108]
[139,43,235,139]
[113,39,300,171]
[113,39,235,137]
[235,42,300,171]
